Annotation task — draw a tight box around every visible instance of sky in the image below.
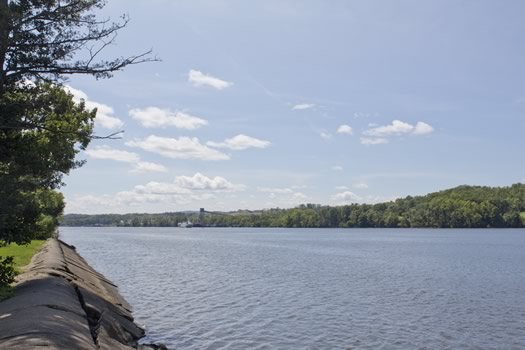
[62,0,525,214]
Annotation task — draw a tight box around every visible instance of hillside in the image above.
[61,184,525,228]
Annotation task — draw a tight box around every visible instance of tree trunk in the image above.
[0,0,9,94]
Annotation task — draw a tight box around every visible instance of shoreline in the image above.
[0,238,167,349]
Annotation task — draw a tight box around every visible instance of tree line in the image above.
[61,184,525,229]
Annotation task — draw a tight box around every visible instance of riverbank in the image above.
[0,238,167,349]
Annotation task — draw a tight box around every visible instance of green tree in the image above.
[60,184,525,230]
[0,0,155,284]
[0,83,94,244]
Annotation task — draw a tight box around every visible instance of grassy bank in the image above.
[0,240,45,301]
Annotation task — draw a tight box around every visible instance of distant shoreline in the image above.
[61,183,525,229]
[59,225,525,229]
[61,183,525,228]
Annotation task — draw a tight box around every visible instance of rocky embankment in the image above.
[0,239,167,349]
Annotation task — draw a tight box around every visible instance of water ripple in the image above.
[60,227,525,349]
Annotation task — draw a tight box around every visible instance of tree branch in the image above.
[0,123,123,140]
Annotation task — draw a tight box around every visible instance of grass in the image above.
[0,240,45,301]
[0,240,45,271]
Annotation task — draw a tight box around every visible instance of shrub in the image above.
[0,256,16,286]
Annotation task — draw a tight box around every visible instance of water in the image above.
[59,227,525,349]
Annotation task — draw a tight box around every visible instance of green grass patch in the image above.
[0,240,45,271]
[0,240,44,301]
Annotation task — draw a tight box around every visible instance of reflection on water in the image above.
[60,227,525,349]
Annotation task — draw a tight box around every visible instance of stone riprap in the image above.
[0,239,167,350]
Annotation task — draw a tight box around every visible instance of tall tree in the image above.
[0,0,156,246]
[0,83,94,244]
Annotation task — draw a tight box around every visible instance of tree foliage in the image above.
[61,184,525,229]
[0,256,15,285]
[0,0,155,90]
[0,0,155,249]
[1,83,94,186]
[1,77,95,245]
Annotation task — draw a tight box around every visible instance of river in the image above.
[59,227,525,349]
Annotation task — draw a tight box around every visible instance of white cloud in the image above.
[258,186,307,205]
[174,173,241,191]
[364,120,415,137]
[332,165,343,171]
[134,182,192,195]
[337,124,353,135]
[332,191,362,203]
[129,107,208,130]
[66,173,243,213]
[188,69,233,90]
[66,190,196,213]
[360,137,389,145]
[360,120,434,145]
[85,146,167,173]
[66,194,117,213]
[85,146,140,163]
[292,103,315,110]
[126,135,230,161]
[258,187,294,194]
[65,85,123,129]
[134,173,244,195]
[337,183,368,190]
[132,162,168,173]
[320,132,332,140]
[292,192,308,200]
[413,121,434,135]
[207,134,271,150]
[363,120,434,137]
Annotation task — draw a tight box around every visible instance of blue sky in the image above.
[63,0,525,214]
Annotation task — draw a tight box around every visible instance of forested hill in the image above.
[61,184,525,228]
